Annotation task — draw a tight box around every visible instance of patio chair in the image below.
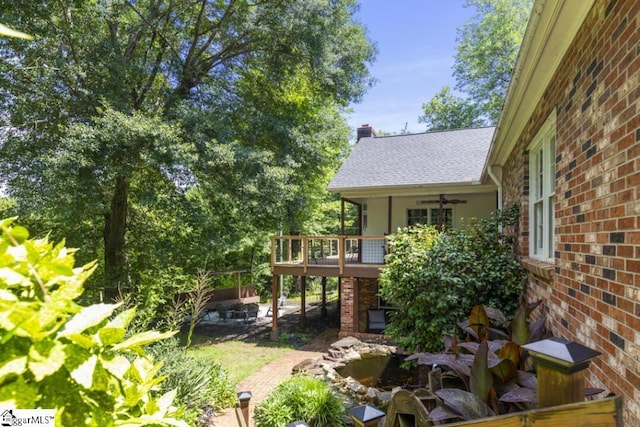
[265,294,287,316]
[367,309,387,334]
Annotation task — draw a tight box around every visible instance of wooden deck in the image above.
[270,235,386,278]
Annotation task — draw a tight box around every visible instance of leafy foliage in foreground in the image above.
[0,218,186,426]
[254,375,345,427]
[415,304,541,419]
[379,207,526,352]
[150,338,237,426]
[406,303,549,423]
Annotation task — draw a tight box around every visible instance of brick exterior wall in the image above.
[357,278,380,332]
[339,277,380,334]
[340,277,356,333]
[500,0,640,423]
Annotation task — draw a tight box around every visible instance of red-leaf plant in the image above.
[404,301,549,424]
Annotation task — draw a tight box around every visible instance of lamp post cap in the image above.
[237,391,252,400]
[523,337,600,365]
[348,404,386,422]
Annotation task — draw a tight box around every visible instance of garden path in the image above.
[212,328,338,426]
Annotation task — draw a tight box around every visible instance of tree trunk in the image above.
[103,175,130,301]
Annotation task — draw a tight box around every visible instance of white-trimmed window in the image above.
[407,209,427,226]
[431,208,453,229]
[407,208,454,228]
[528,114,556,262]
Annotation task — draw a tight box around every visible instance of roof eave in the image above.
[483,0,596,177]
[327,180,497,198]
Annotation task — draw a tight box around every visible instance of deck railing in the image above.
[270,235,387,274]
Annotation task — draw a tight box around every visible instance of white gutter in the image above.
[483,0,544,173]
[484,0,596,170]
[487,165,503,233]
[487,165,502,211]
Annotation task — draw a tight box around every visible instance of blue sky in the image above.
[346,0,475,137]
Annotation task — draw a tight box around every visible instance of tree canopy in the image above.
[418,86,483,131]
[0,0,376,300]
[420,0,532,130]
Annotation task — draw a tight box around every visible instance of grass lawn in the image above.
[188,340,294,384]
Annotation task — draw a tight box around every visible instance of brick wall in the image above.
[340,277,356,333]
[357,278,379,332]
[339,277,380,334]
[500,0,640,423]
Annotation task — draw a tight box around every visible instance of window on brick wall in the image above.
[528,113,556,262]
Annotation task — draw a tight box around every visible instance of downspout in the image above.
[487,164,503,233]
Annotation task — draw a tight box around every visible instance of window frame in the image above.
[430,207,453,229]
[407,208,428,226]
[528,113,556,263]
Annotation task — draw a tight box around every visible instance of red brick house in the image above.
[484,0,640,423]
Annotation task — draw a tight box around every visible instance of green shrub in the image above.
[379,207,526,352]
[254,375,345,427]
[0,218,187,426]
[150,338,237,424]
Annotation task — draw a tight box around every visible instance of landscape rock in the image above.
[298,336,403,405]
[292,358,317,373]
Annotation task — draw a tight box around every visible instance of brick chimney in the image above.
[357,124,376,141]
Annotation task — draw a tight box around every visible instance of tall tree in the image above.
[0,1,375,299]
[420,0,532,129]
[454,0,532,123]
[419,86,483,131]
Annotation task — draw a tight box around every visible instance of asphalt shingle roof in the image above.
[327,127,495,191]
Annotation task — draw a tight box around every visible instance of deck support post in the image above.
[270,274,278,341]
[321,276,327,317]
[299,276,307,327]
[523,338,601,408]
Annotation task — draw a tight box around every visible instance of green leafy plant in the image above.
[379,206,526,352]
[406,303,548,423]
[0,218,187,426]
[277,332,312,348]
[254,375,346,427]
[150,338,237,425]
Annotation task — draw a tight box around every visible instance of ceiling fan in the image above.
[418,194,467,205]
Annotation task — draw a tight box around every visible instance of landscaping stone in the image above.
[292,358,316,373]
[295,336,400,409]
